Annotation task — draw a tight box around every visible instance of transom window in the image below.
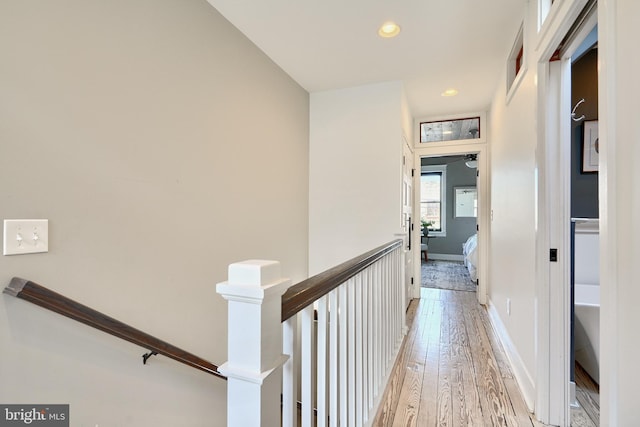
[419,117,480,143]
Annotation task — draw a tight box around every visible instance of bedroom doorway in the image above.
[419,154,479,294]
[412,143,488,305]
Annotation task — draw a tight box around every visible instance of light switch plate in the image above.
[3,219,49,255]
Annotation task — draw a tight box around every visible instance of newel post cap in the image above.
[216,260,290,302]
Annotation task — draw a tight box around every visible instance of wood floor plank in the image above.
[472,302,535,427]
[570,405,597,427]
[451,294,483,426]
[390,298,434,427]
[436,302,452,426]
[374,286,548,427]
[373,298,420,426]
[462,304,501,426]
[574,362,599,426]
[416,300,442,426]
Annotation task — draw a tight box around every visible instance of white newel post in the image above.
[216,260,291,427]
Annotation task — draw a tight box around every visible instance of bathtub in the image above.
[574,284,599,383]
[573,219,599,384]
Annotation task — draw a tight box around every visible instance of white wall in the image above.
[309,82,406,274]
[489,2,640,424]
[487,5,537,406]
[599,1,640,424]
[0,1,309,425]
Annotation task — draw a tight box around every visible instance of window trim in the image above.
[420,164,447,237]
[506,22,526,104]
[413,112,487,149]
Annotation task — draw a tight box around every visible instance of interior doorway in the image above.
[534,1,598,425]
[419,154,479,293]
[569,29,600,426]
[412,144,488,305]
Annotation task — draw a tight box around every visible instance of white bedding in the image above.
[463,233,478,282]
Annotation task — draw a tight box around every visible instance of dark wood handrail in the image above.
[4,278,226,380]
[281,239,403,322]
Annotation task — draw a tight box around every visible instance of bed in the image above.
[462,233,478,282]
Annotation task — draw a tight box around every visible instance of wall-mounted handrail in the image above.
[4,277,226,380]
[281,239,403,321]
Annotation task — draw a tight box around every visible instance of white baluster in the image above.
[301,305,315,427]
[366,267,374,411]
[339,283,348,425]
[282,317,297,427]
[347,278,356,426]
[383,258,389,369]
[375,261,381,387]
[317,296,328,427]
[329,289,339,427]
[355,273,364,426]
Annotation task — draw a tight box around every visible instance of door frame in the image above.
[411,142,489,305]
[533,0,598,424]
[401,135,415,309]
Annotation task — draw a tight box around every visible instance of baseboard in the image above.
[428,253,464,262]
[486,300,536,412]
[570,381,578,408]
[367,328,408,427]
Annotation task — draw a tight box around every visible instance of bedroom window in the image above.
[420,165,447,236]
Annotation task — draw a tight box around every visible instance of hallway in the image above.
[373,288,545,426]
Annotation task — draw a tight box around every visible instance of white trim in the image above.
[414,112,487,149]
[535,0,588,60]
[534,1,598,425]
[427,253,464,262]
[534,60,551,423]
[506,66,527,105]
[506,22,526,104]
[597,0,618,425]
[487,299,536,412]
[420,164,447,237]
[538,0,553,31]
[413,142,489,306]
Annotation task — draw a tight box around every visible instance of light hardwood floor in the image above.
[570,362,600,427]
[373,287,547,427]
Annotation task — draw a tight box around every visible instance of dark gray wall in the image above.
[422,156,477,255]
[571,48,599,218]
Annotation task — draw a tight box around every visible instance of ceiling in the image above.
[206,0,525,118]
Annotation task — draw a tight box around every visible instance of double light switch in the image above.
[3,219,49,255]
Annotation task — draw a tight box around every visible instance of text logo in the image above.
[1,405,68,426]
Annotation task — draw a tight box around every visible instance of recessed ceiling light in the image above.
[441,88,459,97]
[378,22,401,38]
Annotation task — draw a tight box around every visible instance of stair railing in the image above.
[217,239,406,426]
[3,277,225,379]
[5,238,407,427]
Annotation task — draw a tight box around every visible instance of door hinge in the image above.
[410,277,414,284]
[550,248,558,262]
[477,170,479,177]
[476,224,479,231]
[411,168,415,177]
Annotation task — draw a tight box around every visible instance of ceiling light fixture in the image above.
[465,154,478,168]
[441,88,459,97]
[378,22,401,38]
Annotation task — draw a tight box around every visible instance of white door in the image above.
[402,139,415,307]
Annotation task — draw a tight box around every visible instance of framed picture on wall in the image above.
[582,120,599,173]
